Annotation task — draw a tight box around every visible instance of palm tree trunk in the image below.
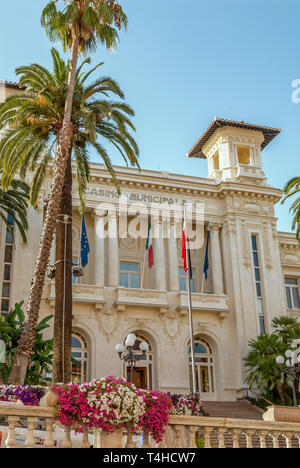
[8,38,80,385]
[52,154,73,384]
[276,382,286,406]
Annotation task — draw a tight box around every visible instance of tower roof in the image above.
[187,117,281,159]
[0,80,23,90]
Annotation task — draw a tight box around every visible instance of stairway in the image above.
[201,400,264,420]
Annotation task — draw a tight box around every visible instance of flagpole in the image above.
[141,246,147,290]
[184,204,197,394]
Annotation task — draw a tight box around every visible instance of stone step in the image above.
[201,400,264,420]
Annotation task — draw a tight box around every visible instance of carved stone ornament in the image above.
[165,318,178,338]
[120,237,138,249]
[102,313,116,336]
[160,314,182,344]
[280,247,300,266]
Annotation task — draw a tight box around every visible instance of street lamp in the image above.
[276,346,300,407]
[115,334,149,383]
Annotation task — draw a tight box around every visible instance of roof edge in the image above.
[187,117,281,159]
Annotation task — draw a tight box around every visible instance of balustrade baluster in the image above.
[143,432,150,448]
[81,426,90,448]
[259,431,267,449]
[189,425,198,449]
[217,428,226,448]
[285,432,294,449]
[126,428,135,448]
[174,425,184,448]
[6,416,19,448]
[25,417,38,448]
[202,428,212,449]
[44,418,55,448]
[245,430,254,448]
[232,429,240,448]
[62,427,73,448]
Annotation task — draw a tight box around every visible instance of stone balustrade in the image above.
[162,415,300,448]
[0,405,91,448]
[0,405,300,448]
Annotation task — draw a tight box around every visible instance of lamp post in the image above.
[115,334,149,384]
[276,343,300,407]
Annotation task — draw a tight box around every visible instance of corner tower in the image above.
[187,117,281,184]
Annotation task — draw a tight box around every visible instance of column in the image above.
[168,222,179,291]
[153,219,167,291]
[93,210,105,286]
[210,223,224,295]
[108,211,119,287]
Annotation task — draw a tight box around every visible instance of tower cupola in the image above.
[187,117,281,184]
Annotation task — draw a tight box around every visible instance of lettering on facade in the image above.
[82,186,194,207]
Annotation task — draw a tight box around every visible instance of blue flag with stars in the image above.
[81,215,90,268]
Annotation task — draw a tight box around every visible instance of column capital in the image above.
[93,208,107,219]
[209,222,222,232]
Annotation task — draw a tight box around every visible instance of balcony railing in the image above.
[0,405,300,448]
[46,281,229,317]
[162,415,300,448]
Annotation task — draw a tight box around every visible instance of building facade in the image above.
[1,81,300,401]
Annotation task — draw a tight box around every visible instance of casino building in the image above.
[1,82,300,401]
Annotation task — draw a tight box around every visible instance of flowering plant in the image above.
[169,392,203,416]
[51,376,145,433]
[0,385,45,406]
[138,390,172,443]
[51,377,173,443]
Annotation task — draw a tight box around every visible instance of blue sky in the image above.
[1,0,299,232]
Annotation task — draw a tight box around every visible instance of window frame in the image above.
[285,277,300,310]
[178,266,196,293]
[251,233,266,335]
[120,261,140,289]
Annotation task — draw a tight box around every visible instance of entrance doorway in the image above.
[127,367,148,389]
[124,333,154,390]
[188,336,216,400]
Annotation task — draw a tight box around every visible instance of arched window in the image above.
[188,337,215,395]
[124,333,153,390]
[71,332,88,384]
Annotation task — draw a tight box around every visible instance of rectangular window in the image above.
[1,216,14,315]
[120,262,139,289]
[251,235,265,334]
[72,257,79,285]
[285,278,300,310]
[237,145,251,165]
[179,267,195,292]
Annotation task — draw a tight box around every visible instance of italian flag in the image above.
[182,217,193,279]
[146,215,154,269]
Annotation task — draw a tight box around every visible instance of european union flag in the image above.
[81,215,90,268]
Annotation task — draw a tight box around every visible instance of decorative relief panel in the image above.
[240,219,250,267]
[159,309,183,345]
[280,245,300,266]
[262,222,272,268]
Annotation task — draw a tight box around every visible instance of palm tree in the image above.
[0,174,29,244]
[244,334,287,405]
[0,48,138,383]
[244,317,300,406]
[282,177,300,241]
[1,0,128,384]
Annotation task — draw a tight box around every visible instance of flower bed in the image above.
[0,385,45,406]
[51,377,173,444]
[169,392,203,416]
[0,380,203,443]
